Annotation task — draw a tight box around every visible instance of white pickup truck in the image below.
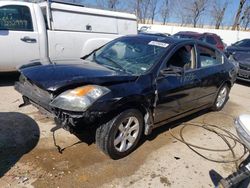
[0,1,137,71]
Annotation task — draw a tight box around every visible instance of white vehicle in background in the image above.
[0,0,137,72]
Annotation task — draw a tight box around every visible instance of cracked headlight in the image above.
[50,85,110,112]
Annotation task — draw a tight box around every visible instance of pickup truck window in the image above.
[0,5,33,31]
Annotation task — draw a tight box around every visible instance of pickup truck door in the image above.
[0,4,40,71]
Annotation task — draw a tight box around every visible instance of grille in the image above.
[239,64,250,71]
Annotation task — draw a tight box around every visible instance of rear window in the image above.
[174,34,197,39]
[198,45,224,68]
[206,36,217,45]
[0,5,33,31]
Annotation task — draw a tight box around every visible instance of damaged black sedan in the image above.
[15,35,237,159]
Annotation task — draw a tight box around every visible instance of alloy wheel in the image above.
[114,117,140,152]
[216,86,228,108]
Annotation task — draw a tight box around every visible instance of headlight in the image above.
[228,55,239,68]
[228,54,235,61]
[50,85,110,112]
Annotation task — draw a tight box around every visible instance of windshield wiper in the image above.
[101,55,128,73]
[81,45,104,60]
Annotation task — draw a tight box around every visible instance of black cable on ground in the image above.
[169,113,249,170]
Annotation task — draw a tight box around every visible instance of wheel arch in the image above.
[107,96,154,135]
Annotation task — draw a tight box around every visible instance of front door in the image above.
[154,43,201,124]
[0,3,40,71]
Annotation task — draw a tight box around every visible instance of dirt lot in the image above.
[0,73,250,188]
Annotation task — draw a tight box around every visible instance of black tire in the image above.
[212,84,230,111]
[95,109,143,159]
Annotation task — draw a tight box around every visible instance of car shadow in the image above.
[68,109,210,151]
[0,72,20,87]
[142,108,210,143]
[0,112,40,177]
[236,80,250,87]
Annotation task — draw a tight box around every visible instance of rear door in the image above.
[196,44,226,107]
[0,3,40,71]
[154,43,201,123]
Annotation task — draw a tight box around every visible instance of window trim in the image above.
[0,5,34,32]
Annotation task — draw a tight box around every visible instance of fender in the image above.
[94,95,155,135]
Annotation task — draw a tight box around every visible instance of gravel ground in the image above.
[0,73,250,188]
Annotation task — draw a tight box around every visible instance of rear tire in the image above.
[212,84,229,111]
[95,109,143,159]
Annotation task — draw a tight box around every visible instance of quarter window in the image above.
[0,5,33,31]
[198,45,223,68]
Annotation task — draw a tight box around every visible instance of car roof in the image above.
[118,34,220,52]
[174,31,201,36]
[122,34,191,45]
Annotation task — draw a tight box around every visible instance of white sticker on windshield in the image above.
[148,41,169,48]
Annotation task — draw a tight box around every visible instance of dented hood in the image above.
[20,60,137,92]
[233,52,250,65]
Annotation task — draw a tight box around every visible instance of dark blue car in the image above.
[15,35,237,159]
[226,39,250,82]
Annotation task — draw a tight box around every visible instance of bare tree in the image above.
[211,1,228,29]
[232,0,247,30]
[133,0,151,23]
[242,5,250,30]
[148,0,159,24]
[171,0,187,26]
[161,0,169,25]
[174,0,208,27]
[107,0,119,10]
[96,0,119,10]
[185,0,208,27]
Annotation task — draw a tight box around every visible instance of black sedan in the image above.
[226,39,250,54]
[15,35,237,159]
[226,39,250,82]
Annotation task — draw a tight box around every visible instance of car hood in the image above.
[233,52,250,65]
[21,60,137,92]
[227,46,249,53]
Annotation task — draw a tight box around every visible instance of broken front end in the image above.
[15,74,113,132]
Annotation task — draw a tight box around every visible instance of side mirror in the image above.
[160,67,183,76]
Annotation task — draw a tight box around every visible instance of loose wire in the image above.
[169,113,249,170]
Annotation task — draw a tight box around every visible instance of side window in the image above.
[198,45,223,68]
[206,36,217,45]
[0,5,33,31]
[167,45,196,70]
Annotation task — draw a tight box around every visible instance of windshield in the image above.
[233,39,250,47]
[86,37,168,75]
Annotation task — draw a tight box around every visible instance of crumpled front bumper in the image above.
[15,80,103,131]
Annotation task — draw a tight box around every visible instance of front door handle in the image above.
[20,36,37,43]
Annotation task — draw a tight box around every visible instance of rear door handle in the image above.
[20,36,37,43]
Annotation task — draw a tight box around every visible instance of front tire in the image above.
[95,109,143,159]
[212,84,230,111]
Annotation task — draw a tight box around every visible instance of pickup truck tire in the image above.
[212,84,229,111]
[95,109,143,159]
